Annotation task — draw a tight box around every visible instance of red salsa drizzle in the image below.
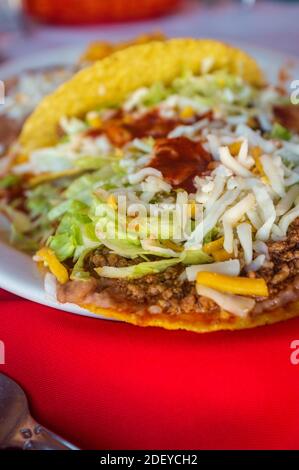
[273,104,299,133]
[84,110,213,191]
[124,109,213,140]
[149,136,212,192]
[124,109,180,139]
[85,120,132,147]
[85,109,205,146]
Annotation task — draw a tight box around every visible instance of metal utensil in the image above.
[0,373,79,450]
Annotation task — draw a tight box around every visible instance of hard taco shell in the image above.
[20,38,265,152]
[80,301,299,333]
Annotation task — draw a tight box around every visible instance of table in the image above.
[1,287,299,449]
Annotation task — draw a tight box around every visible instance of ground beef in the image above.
[250,218,299,314]
[57,248,221,317]
[83,248,220,316]
[87,249,144,269]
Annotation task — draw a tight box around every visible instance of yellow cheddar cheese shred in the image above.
[228,141,242,157]
[35,248,69,284]
[212,248,232,262]
[203,237,224,254]
[196,272,269,297]
[180,106,195,119]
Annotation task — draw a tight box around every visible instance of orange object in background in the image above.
[23,0,181,24]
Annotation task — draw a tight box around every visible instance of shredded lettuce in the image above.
[172,70,255,107]
[99,239,146,258]
[180,250,212,265]
[0,174,20,189]
[0,204,31,233]
[271,122,292,141]
[203,227,220,244]
[64,164,124,205]
[70,249,92,281]
[26,183,63,218]
[95,258,180,279]
[122,70,255,114]
[48,200,88,222]
[74,155,117,171]
[48,232,76,261]
[10,226,40,252]
[141,82,170,106]
[48,201,100,262]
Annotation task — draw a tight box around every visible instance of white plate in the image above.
[0,43,298,320]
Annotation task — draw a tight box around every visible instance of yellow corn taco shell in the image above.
[20,38,265,152]
[80,302,299,333]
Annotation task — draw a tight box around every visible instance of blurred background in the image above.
[0,0,299,63]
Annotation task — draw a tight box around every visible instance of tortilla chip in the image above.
[20,38,265,152]
[81,301,299,333]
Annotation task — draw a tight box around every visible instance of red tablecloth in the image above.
[0,288,299,450]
